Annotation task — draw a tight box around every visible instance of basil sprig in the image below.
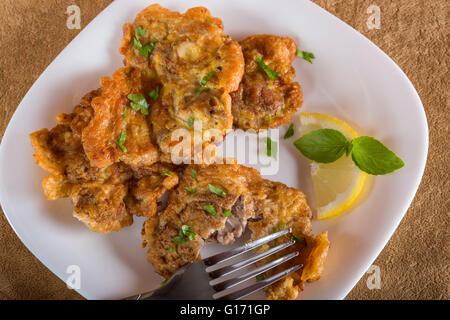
[294,129,405,175]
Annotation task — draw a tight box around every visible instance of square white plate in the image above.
[0,0,427,299]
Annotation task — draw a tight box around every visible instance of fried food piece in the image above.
[82,67,159,169]
[231,35,303,130]
[142,164,256,278]
[125,163,179,217]
[120,4,244,160]
[30,87,177,232]
[247,177,329,300]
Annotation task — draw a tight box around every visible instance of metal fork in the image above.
[125,228,302,300]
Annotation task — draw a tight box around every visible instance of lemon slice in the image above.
[299,112,368,220]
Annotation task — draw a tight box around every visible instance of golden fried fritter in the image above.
[142,163,328,299]
[142,164,256,278]
[120,4,244,161]
[231,35,303,130]
[82,67,159,169]
[246,177,329,300]
[30,90,178,233]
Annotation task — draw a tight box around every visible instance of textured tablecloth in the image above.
[0,0,448,300]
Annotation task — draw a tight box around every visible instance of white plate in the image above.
[0,0,427,300]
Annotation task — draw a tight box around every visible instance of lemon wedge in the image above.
[299,112,368,220]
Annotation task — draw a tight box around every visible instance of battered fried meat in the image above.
[81,67,159,169]
[30,90,178,233]
[231,35,303,130]
[120,4,244,161]
[142,163,329,299]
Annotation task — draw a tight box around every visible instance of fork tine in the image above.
[203,228,292,266]
[212,251,300,292]
[209,240,296,279]
[215,263,303,300]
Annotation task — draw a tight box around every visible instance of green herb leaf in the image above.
[167,247,173,252]
[180,225,196,241]
[184,186,196,194]
[351,136,405,175]
[196,71,215,95]
[160,279,168,286]
[122,106,127,120]
[292,234,306,245]
[293,129,348,163]
[262,137,277,159]
[256,54,281,80]
[135,26,146,38]
[149,87,159,100]
[223,209,231,218]
[127,93,149,115]
[160,170,172,177]
[203,204,217,217]
[208,184,226,197]
[187,117,194,127]
[139,39,158,58]
[284,123,294,139]
[173,235,186,245]
[191,169,197,179]
[116,130,127,153]
[296,49,315,63]
[255,275,264,282]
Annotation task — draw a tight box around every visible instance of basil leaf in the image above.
[293,129,348,163]
[116,130,127,153]
[187,117,194,126]
[149,87,159,100]
[208,184,226,197]
[351,136,405,175]
[204,204,217,216]
[223,209,231,217]
[284,123,294,139]
[296,49,315,63]
[256,54,280,80]
[191,169,197,179]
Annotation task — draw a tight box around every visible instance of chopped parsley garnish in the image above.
[167,247,173,252]
[296,49,315,63]
[173,224,196,245]
[191,169,197,179]
[133,26,158,58]
[203,204,217,217]
[256,54,280,80]
[223,209,231,218]
[196,71,215,95]
[184,186,196,194]
[160,279,168,286]
[284,123,294,139]
[160,170,172,177]
[149,87,159,100]
[127,93,149,115]
[255,275,264,282]
[187,117,194,127]
[262,137,277,159]
[292,234,306,245]
[116,130,127,153]
[208,184,226,197]
[122,106,127,120]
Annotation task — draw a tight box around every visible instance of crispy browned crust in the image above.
[30,88,178,233]
[120,4,244,159]
[81,67,159,169]
[231,35,303,131]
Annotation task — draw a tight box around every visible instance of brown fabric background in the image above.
[0,0,448,300]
